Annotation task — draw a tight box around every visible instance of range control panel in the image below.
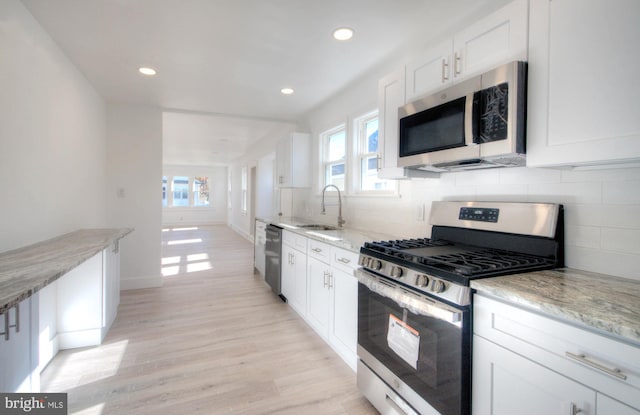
[459,207,499,223]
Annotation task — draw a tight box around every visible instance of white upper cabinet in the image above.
[405,0,528,102]
[405,39,453,102]
[376,67,406,179]
[452,0,528,81]
[527,0,640,168]
[276,132,310,188]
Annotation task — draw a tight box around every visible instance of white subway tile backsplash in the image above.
[453,169,500,186]
[561,166,640,183]
[565,225,601,249]
[499,166,562,185]
[527,181,602,205]
[600,205,640,229]
[565,247,640,282]
[601,228,640,255]
[603,180,640,204]
[562,204,602,228]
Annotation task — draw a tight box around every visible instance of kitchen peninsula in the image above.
[0,228,132,392]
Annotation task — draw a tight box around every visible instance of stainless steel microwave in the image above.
[397,61,527,172]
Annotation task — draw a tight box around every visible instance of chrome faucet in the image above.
[321,184,346,228]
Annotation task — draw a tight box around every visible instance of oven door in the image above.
[356,269,471,415]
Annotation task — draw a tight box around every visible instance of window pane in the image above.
[326,162,345,191]
[162,176,168,207]
[172,176,189,207]
[193,176,209,207]
[361,157,390,191]
[328,130,345,161]
[365,119,379,153]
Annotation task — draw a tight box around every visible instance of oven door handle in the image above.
[356,269,462,324]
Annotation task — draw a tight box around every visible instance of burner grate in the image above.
[422,249,555,276]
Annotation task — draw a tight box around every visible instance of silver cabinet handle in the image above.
[376,154,382,171]
[328,272,334,289]
[565,351,627,380]
[569,402,583,415]
[336,257,351,264]
[1,304,20,341]
[311,248,322,253]
[323,271,329,288]
[441,58,449,82]
[454,52,461,76]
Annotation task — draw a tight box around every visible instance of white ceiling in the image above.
[21,0,507,165]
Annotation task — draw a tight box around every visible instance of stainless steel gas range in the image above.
[356,201,564,415]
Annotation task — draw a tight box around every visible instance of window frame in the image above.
[354,110,396,195]
[320,124,347,192]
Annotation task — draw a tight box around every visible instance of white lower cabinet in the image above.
[282,230,308,317]
[473,294,640,415]
[304,238,358,371]
[0,296,38,393]
[473,335,596,415]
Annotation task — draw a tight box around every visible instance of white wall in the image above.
[162,164,228,226]
[0,0,107,252]
[106,103,163,290]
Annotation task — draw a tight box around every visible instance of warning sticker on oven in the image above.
[387,314,420,370]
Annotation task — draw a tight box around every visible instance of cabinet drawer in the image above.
[474,294,640,409]
[308,239,331,263]
[331,247,359,274]
[282,230,307,252]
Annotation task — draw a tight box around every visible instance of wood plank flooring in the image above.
[40,225,378,415]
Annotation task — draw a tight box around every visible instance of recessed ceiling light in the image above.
[138,67,157,76]
[333,27,354,41]
[280,88,294,95]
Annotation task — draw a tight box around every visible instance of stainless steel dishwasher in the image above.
[265,224,284,300]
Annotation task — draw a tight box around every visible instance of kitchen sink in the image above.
[305,230,342,242]
[298,224,338,231]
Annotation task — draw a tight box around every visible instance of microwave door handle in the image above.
[465,92,476,146]
[356,269,462,324]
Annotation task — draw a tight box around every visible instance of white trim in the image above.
[121,275,164,290]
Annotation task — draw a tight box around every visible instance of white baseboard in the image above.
[121,274,163,290]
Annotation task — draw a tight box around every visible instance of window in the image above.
[322,126,346,191]
[172,176,189,207]
[193,176,209,207]
[241,166,248,213]
[162,176,168,207]
[357,112,392,191]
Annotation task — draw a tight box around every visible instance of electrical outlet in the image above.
[416,203,425,221]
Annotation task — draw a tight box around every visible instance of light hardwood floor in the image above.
[41,225,379,415]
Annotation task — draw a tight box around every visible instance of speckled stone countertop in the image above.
[257,216,397,253]
[471,268,640,346]
[0,228,133,315]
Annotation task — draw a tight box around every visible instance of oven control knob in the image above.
[431,279,446,293]
[371,259,383,271]
[415,274,429,287]
[358,256,366,266]
[390,266,404,278]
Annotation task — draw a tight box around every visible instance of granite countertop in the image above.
[0,228,133,314]
[257,216,395,253]
[471,268,640,346]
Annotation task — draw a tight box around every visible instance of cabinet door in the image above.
[103,246,120,332]
[0,298,34,392]
[597,394,640,415]
[377,67,406,179]
[306,256,331,338]
[328,267,358,371]
[473,335,596,415]
[527,0,640,167]
[406,39,453,101]
[453,0,528,79]
[290,248,308,317]
[276,133,310,187]
[281,244,296,302]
